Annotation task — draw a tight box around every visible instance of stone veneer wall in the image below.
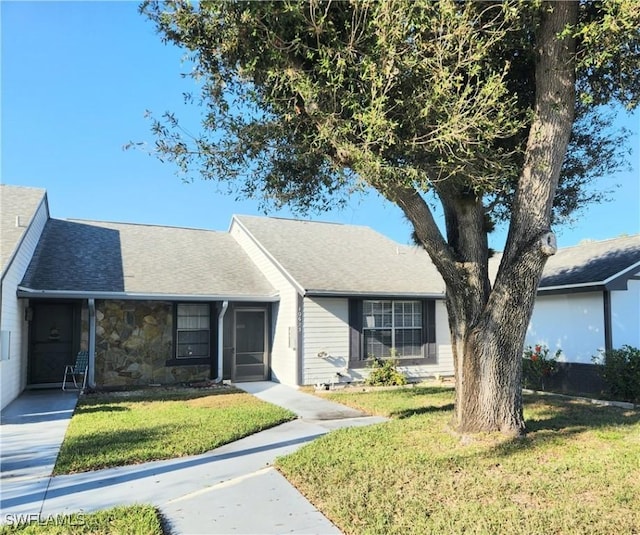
[95,300,210,387]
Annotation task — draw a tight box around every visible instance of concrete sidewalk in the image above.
[1,383,387,534]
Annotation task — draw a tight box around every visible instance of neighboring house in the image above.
[1,184,638,409]
[0,185,49,409]
[525,235,640,393]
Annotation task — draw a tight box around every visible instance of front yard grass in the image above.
[54,387,295,474]
[0,505,164,535]
[277,386,640,535]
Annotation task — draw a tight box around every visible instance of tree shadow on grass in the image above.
[391,403,455,419]
[488,393,640,457]
[75,405,130,415]
[54,424,178,474]
[80,387,247,405]
[401,386,455,396]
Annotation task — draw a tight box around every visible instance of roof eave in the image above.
[16,287,280,302]
[538,259,640,294]
[304,289,446,299]
[537,283,605,296]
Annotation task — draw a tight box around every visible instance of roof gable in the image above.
[233,215,445,296]
[0,185,47,275]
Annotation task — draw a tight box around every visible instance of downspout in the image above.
[215,301,229,383]
[88,299,96,388]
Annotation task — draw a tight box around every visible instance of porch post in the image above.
[88,298,96,388]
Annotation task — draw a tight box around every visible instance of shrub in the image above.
[522,344,560,391]
[595,345,640,404]
[365,357,407,386]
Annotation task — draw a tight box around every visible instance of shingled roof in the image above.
[14,209,639,299]
[0,185,47,275]
[19,219,277,300]
[539,234,640,291]
[235,216,639,296]
[233,215,446,296]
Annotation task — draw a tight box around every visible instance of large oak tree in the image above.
[141,0,639,434]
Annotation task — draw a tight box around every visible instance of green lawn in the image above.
[55,387,295,474]
[0,505,164,535]
[277,386,640,535]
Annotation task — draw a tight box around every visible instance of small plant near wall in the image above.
[365,353,408,387]
[593,345,640,404]
[522,345,561,391]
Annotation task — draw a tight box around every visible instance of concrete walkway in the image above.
[0,383,387,534]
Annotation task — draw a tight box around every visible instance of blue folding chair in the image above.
[62,351,88,391]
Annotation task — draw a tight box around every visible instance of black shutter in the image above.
[348,299,363,362]
[422,300,437,362]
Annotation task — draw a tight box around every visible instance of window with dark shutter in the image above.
[349,299,437,364]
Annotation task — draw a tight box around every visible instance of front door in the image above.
[233,308,268,381]
[29,302,78,385]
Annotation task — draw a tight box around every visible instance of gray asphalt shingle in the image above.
[20,219,276,298]
[539,234,640,288]
[236,216,639,293]
[0,185,47,274]
[16,209,639,298]
[234,215,446,295]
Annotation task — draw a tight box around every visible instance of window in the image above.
[176,304,210,359]
[349,298,436,364]
[363,300,423,358]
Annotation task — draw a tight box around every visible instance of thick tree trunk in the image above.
[450,1,578,435]
[394,2,578,435]
[450,316,526,435]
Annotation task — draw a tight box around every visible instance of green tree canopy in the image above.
[142,0,637,224]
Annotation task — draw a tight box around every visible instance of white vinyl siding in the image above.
[302,297,350,385]
[230,221,299,385]
[1,198,49,409]
[302,297,454,386]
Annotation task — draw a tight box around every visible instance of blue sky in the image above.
[2,1,638,250]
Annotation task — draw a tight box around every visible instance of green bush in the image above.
[595,345,640,403]
[365,357,407,386]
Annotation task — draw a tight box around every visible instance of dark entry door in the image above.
[29,303,77,385]
[233,309,268,381]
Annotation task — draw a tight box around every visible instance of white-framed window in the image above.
[363,300,422,358]
[176,303,210,359]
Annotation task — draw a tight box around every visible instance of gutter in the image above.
[214,301,229,383]
[304,290,446,299]
[16,287,279,302]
